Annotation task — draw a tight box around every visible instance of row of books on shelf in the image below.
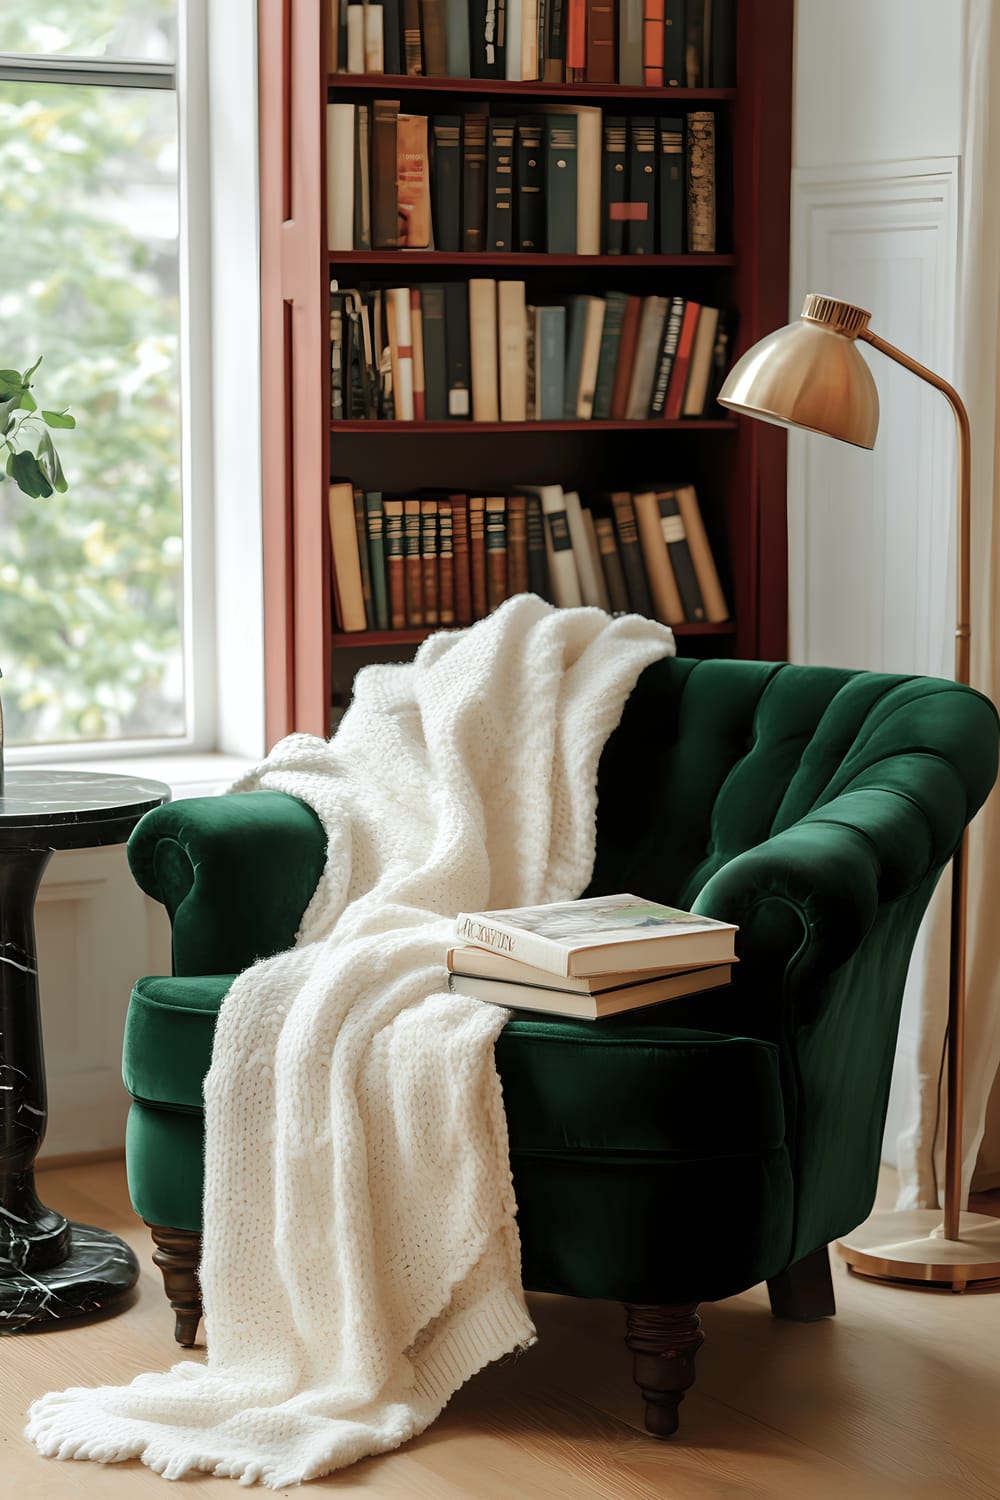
[328,102,718,254]
[329,480,729,635]
[448,892,737,1019]
[328,0,735,90]
[332,282,731,422]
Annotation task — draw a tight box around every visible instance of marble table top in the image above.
[0,769,170,849]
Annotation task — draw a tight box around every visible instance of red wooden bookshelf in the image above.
[260,0,793,744]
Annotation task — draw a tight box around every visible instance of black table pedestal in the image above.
[0,771,169,1332]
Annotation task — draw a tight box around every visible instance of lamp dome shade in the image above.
[718,317,880,449]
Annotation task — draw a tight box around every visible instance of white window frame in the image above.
[0,0,265,776]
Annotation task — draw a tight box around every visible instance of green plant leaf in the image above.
[8,449,53,499]
[0,371,24,396]
[41,409,76,429]
[0,395,19,433]
[22,355,43,383]
[36,429,67,493]
[19,390,37,412]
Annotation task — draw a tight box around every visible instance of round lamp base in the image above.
[837,1209,1000,1291]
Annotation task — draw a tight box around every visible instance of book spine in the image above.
[403,497,424,624]
[326,104,355,252]
[485,495,508,610]
[575,297,606,420]
[383,0,402,72]
[468,495,488,618]
[539,490,583,607]
[396,112,431,247]
[585,0,615,82]
[602,116,627,255]
[444,0,472,75]
[410,289,426,420]
[647,293,685,418]
[544,116,578,255]
[353,486,375,628]
[546,0,566,79]
[498,280,528,421]
[686,110,716,253]
[594,514,630,612]
[625,295,668,420]
[486,119,515,252]
[328,482,367,631]
[346,3,365,70]
[402,0,424,72]
[633,488,684,623]
[364,2,385,69]
[438,499,456,623]
[522,0,539,79]
[662,0,683,85]
[383,499,407,628]
[663,298,701,419]
[535,305,566,420]
[421,0,448,73]
[420,283,448,420]
[562,296,588,420]
[526,302,536,417]
[515,117,545,251]
[354,104,371,249]
[471,0,506,77]
[454,913,567,972]
[506,0,523,80]
[657,115,684,254]
[592,290,627,419]
[682,304,720,415]
[365,492,390,631]
[707,308,734,408]
[626,116,656,255]
[611,491,653,615]
[451,493,473,623]
[525,494,552,600]
[563,490,604,606]
[461,108,488,252]
[609,294,641,421]
[444,281,472,418]
[469,278,499,421]
[657,489,705,620]
[330,294,344,421]
[338,0,349,72]
[420,498,440,624]
[506,493,529,595]
[430,116,462,252]
[618,0,643,84]
[388,287,415,419]
[710,0,737,86]
[684,0,704,85]
[371,99,400,248]
[675,483,729,620]
[642,0,663,85]
[580,507,610,610]
[565,0,586,74]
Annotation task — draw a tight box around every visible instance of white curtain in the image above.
[896,0,1000,1206]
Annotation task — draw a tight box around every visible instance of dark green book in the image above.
[430,117,462,252]
[486,118,515,252]
[562,296,589,420]
[544,115,577,254]
[461,107,488,252]
[663,0,685,86]
[602,116,628,254]
[420,283,448,421]
[592,291,627,420]
[647,295,685,417]
[626,117,656,255]
[535,304,566,420]
[365,492,390,631]
[656,489,705,620]
[444,280,471,418]
[658,116,684,254]
[525,494,552,601]
[353,487,375,629]
[515,117,545,251]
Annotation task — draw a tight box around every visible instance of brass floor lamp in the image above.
[719,293,1000,1290]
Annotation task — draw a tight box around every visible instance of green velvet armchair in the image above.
[121,658,998,1438]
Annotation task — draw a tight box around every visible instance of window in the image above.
[0,3,195,748]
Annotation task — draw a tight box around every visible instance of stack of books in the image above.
[447,892,737,1019]
[328,0,736,89]
[327,104,719,255]
[331,284,731,423]
[328,480,728,632]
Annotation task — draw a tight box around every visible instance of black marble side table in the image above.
[0,769,169,1331]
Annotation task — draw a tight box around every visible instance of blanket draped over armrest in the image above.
[27,596,674,1488]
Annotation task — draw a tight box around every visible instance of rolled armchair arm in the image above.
[127,790,327,976]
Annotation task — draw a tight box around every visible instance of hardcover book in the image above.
[396,113,431,247]
[383,498,407,628]
[686,110,716,253]
[468,494,488,617]
[454,892,738,977]
[486,119,515,252]
[403,497,424,624]
[515,117,545,251]
[420,497,439,625]
[430,117,462,252]
[447,962,732,1018]
[543,115,578,254]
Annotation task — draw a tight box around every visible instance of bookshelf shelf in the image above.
[331,252,737,269]
[333,621,737,648]
[327,76,737,103]
[261,0,794,741]
[332,419,739,433]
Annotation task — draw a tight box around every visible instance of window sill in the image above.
[28,751,258,801]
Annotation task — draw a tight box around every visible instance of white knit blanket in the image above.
[27,596,674,1488]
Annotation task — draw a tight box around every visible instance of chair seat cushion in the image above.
[124,973,785,1159]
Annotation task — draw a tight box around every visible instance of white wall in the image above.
[791,0,967,1165]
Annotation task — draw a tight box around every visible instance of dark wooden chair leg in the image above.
[623,1302,704,1438]
[147,1223,203,1347]
[767,1244,836,1321]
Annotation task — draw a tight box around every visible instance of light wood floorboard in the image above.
[2,1162,999,1499]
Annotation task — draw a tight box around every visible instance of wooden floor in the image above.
[4,1161,1000,1500]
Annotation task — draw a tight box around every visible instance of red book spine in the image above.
[566,0,587,74]
[450,494,473,625]
[585,0,616,82]
[643,0,664,84]
[663,302,701,420]
[610,295,642,421]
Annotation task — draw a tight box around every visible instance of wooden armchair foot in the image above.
[147,1223,203,1346]
[767,1244,836,1321]
[623,1302,704,1438]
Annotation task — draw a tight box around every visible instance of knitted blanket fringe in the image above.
[26,596,675,1488]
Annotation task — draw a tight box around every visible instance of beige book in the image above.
[498,281,528,421]
[326,104,355,251]
[346,4,365,71]
[675,484,729,621]
[519,484,582,608]
[682,306,721,416]
[580,508,611,611]
[575,296,607,419]
[386,288,415,420]
[521,0,539,78]
[396,113,431,247]
[364,2,384,70]
[541,105,602,254]
[328,482,367,632]
[633,489,685,624]
[563,491,605,607]
[469,279,499,421]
